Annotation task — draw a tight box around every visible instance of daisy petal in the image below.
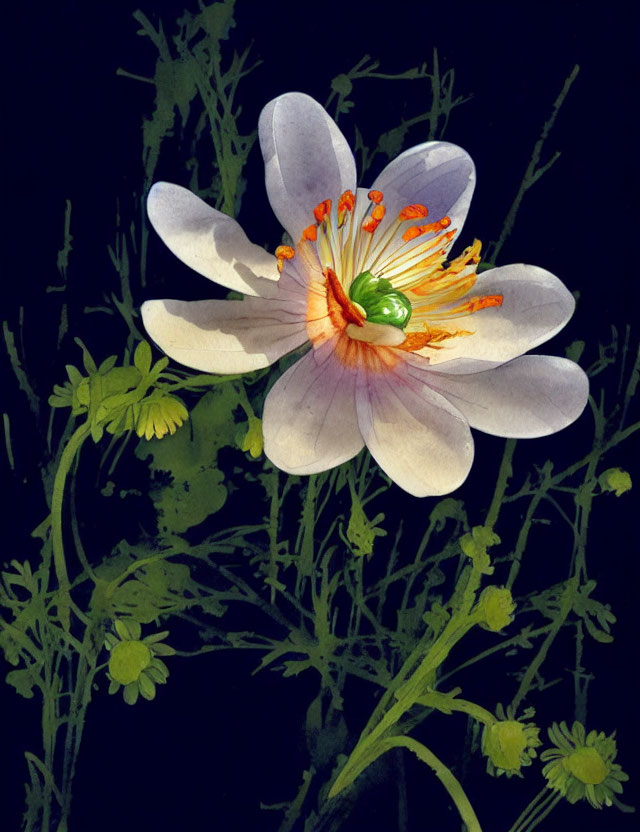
[262,340,364,475]
[356,362,474,497]
[428,355,590,438]
[259,93,357,243]
[147,182,279,297]
[371,141,475,242]
[141,297,309,373]
[425,264,576,373]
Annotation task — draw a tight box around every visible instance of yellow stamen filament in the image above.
[300,188,497,360]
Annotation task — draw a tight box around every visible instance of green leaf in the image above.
[134,341,153,375]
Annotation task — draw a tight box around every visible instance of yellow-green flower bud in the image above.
[479,586,515,632]
[598,467,632,497]
[483,719,541,775]
[136,393,188,440]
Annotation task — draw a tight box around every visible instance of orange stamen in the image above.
[313,199,332,223]
[399,204,428,221]
[368,190,384,204]
[396,327,473,352]
[325,267,366,326]
[302,224,318,242]
[338,190,356,213]
[275,244,295,273]
[431,294,503,319]
[362,217,380,234]
[371,205,386,221]
[401,217,451,243]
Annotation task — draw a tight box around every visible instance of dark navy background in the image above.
[2,1,638,830]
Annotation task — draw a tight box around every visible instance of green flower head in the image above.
[598,467,632,497]
[105,619,176,705]
[541,721,628,808]
[482,707,541,777]
[478,585,516,632]
[136,392,188,441]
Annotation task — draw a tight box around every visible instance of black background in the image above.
[1,1,638,830]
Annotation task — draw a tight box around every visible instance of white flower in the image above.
[141,93,589,496]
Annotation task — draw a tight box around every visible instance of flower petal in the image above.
[371,141,475,242]
[259,93,357,243]
[262,339,364,475]
[141,296,308,373]
[355,361,474,496]
[424,264,576,373]
[147,182,279,297]
[427,355,590,438]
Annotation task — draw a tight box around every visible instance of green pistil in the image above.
[349,271,412,329]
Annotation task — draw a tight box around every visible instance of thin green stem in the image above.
[50,423,91,629]
[379,737,482,832]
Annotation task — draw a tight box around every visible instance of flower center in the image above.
[348,271,412,329]
[565,747,609,785]
[109,640,152,685]
[288,188,504,354]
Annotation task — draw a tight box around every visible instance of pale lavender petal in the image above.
[147,182,279,297]
[141,296,308,373]
[259,93,357,243]
[371,142,475,243]
[356,362,474,497]
[424,264,576,374]
[427,355,590,438]
[262,339,364,475]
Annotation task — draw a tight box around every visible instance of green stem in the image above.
[380,737,482,832]
[329,602,478,799]
[50,423,91,630]
[486,438,516,531]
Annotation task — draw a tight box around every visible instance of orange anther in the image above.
[313,199,332,223]
[471,294,503,311]
[362,217,380,234]
[302,224,318,242]
[275,244,295,273]
[338,190,356,213]
[399,204,428,221]
[368,190,384,204]
[402,218,453,243]
[275,245,295,260]
[371,204,386,221]
[402,226,423,243]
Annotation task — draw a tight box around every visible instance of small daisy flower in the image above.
[541,721,629,808]
[105,619,176,705]
[483,705,541,777]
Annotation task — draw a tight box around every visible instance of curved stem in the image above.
[380,737,482,832]
[50,423,91,629]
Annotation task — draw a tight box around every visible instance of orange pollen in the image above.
[399,204,429,221]
[338,190,356,213]
[371,204,386,221]
[440,294,504,317]
[325,268,366,326]
[467,294,503,312]
[275,244,295,273]
[362,216,381,234]
[368,189,384,204]
[302,224,318,242]
[313,199,332,223]
[402,217,452,243]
